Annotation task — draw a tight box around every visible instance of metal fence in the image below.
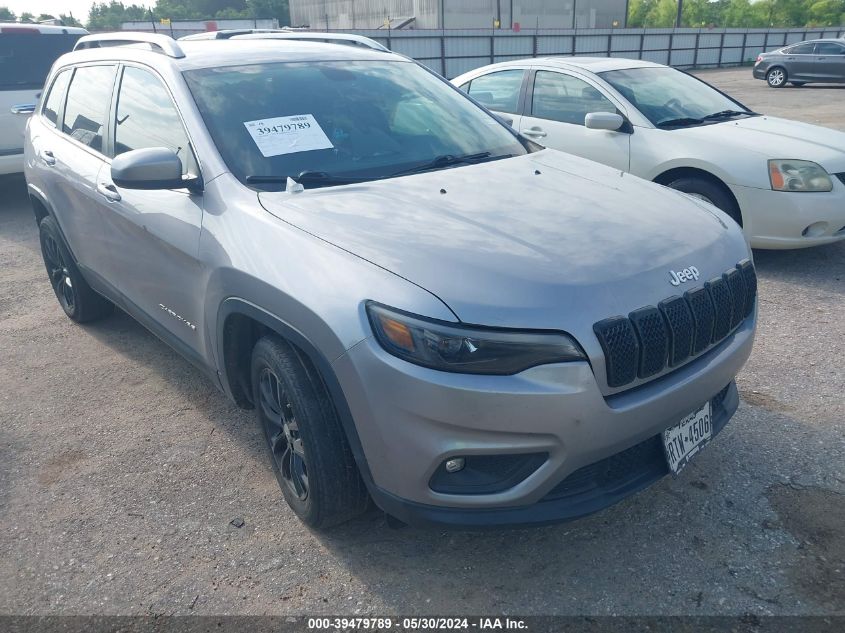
[336,27,845,78]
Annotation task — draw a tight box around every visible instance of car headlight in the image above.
[366,302,586,375]
[768,159,832,192]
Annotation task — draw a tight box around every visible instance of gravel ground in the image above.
[0,68,843,617]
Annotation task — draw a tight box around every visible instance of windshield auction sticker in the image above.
[244,114,333,157]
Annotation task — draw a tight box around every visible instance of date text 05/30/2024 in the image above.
[307,617,528,630]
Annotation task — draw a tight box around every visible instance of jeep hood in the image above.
[258,150,750,330]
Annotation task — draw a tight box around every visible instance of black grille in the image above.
[725,269,746,329]
[738,260,757,318]
[594,261,756,390]
[706,276,733,342]
[629,307,668,379]
[659,296,694,366]
[593,316,639,388]
[836,173,845,186]
[685,287,715,355]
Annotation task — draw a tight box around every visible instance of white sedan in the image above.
[453,57,845,249]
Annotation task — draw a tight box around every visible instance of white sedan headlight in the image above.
[768,159,833,192]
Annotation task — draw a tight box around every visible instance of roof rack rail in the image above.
[227,31,390,52]
[73,32,185,59]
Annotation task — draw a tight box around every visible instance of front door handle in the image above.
[522,127,547,138]
[39,150,56,166]
[96,182,121,202]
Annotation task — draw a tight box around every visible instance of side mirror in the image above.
[11,104,36,115]
[111,147,197,191]
[585,112,625,132]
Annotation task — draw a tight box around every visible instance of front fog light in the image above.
[445,458,465,473]
[769,159,832,192]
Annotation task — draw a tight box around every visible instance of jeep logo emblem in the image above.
[669,266,700,286]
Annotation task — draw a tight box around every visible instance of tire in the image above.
[251,335,369,528]
[790,82,806,87]
[38,215,113,323]
[666,176,742,227]
[766,67,787,88]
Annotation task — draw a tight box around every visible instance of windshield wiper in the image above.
[656,117,704,129]
[702,109,755,120]
[245,171,368,189]
[390,151,512,177]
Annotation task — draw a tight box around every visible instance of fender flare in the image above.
[215,297,377,491]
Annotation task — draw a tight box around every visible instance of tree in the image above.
[806,0,845,25]
[247,0,289,23]
[87,2,150,30]
[19,11,35,22]
[59,13,84,26]
[0,6,16,21]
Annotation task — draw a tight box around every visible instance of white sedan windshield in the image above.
[600,67,752,127]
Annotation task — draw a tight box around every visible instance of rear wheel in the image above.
[38,215,112,323]
[766,67,787,88]
[666,176,742,227]
[251,335,369,528]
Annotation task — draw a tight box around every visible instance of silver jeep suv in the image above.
[24,33,756,528]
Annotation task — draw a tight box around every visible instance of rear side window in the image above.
[0,32,82,91]
[815,42,845,55]
[42,69,71,127]
[113,66,196,176]
[62,65,116,153]
[466,70,524,114]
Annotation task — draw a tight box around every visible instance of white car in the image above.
[0,22,87,175]
[453,57,845,249]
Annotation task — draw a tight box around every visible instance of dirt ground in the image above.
[0,68,843,617]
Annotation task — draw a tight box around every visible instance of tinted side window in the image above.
[42,68,71,127]
[787,43,815,54]
[0,32,82,91]
[114,66,195,176]
[467,70,524,114]
[531,71,616,125]
[816,42,845,55]
[63,65,116,153]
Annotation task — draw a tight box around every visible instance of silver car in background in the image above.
[24,33,756,528]
[754,38,845,87]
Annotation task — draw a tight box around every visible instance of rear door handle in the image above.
[522,127,547,138]
[39,150,56,166]
[96,182,121,202]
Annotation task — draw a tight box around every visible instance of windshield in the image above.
[0,32,82,91]
[599,67,751,128]
[184,60,528,190]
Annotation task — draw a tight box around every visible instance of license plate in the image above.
[662,401,712,474]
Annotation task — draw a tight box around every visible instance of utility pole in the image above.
[675,0,683,28]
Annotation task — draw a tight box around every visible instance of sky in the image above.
[2,0,153,22]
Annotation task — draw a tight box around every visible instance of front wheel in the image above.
[38,215,112,323]
[666,176,742,227]
[251,335,369,528]
[766,67,787,88]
